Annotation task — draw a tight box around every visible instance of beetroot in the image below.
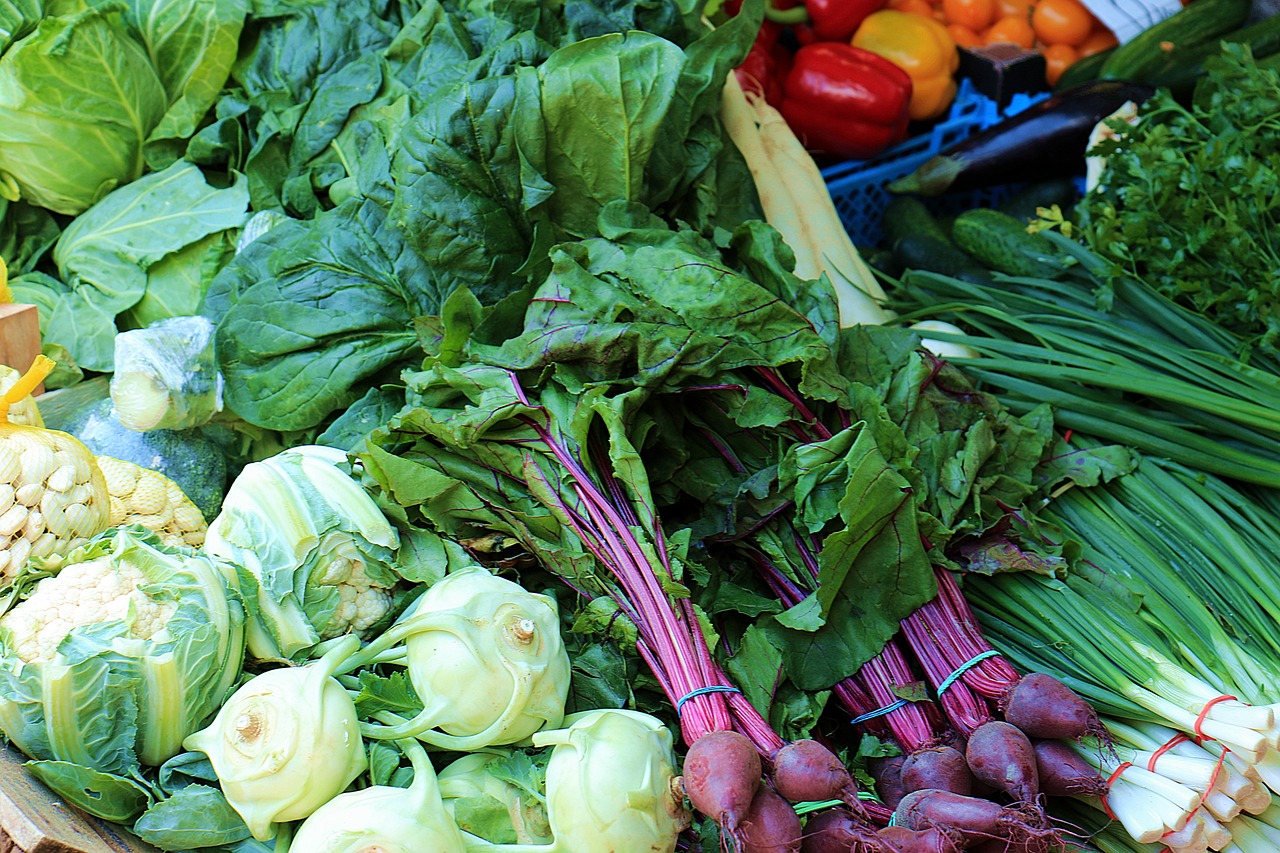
[897,789,1059,849]
[801,808,888,853]
[870,755,908,809]
[1000,674,1105,741]
[682,731,762,832]
[773,739,865,814]
[901,746,974,797]
[877,825,964,853]
[740,786,804,853]
[965,721,1040,804]
[1031,739,1108,797]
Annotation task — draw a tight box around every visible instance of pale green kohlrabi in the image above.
[287,735,467,853]
[0,6,167,215]
[334,567,570,750]
[462,710,690,853]
[203,444,402,662]
[439,751,553,845]
[183,636,367,842]
[0,526,248,819]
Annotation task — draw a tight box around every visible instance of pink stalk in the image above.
[899,607,994,737]
[517,404,780,752]
[855,641,948,753]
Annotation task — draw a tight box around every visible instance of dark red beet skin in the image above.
[965,721,1041,803]
[740,786,804,853]
[773,739,865,815]
[901,746,974,797]
[1001,673,1104,740]
[871,755,908,809]
[1032,739,1108,797]
[897,788,1006,841]
[801,808,888,853]
[877,825,963,853]
[681,731,762,831]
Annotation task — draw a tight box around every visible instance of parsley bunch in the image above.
[1078,44,1280,356]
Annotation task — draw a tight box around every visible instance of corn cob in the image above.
[97,456,207,548]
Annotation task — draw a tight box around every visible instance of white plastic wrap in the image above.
[111,316,224,431]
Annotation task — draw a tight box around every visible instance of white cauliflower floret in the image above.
[316,557,394,639]
[0,556,179,663]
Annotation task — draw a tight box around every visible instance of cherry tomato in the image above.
[1041,42,1079,85]
[1031,0,1094,46]
[994,0,1033,18]
[1077,27,1119,57]
[946,22,984,47]
[984,13,1036,47]
[887,0,936,16]
[942,0,997,32]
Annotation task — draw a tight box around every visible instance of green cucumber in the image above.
[950,208,1071,280]
[1099,0,1251,82]
[882,197,994,284]
[995,178,1080,223]
[1054,47,1113,90]
[1142,15,1280,97]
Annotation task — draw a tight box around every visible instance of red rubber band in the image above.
[1100,762,1133,821]
[1193,695,1238,741]
[1148,733,1191,772]
[1206,749,1229,794]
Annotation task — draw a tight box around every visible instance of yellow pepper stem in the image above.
[0,257,9,304]
[0,354,54,423]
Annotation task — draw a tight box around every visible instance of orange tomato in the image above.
[1077,27,1119,57]
[984,14,1036,47]
[942,0,997,31]
[993,0,1033,18]
[1031,0,1094,45]
[1040,42,1079,85]
[946,22,983,47]
[887,0,936,16]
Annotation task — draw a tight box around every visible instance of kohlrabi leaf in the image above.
[24,762,153,822]
[0,6,167,214]
[50,161,249,370]
[133,784,252,848]
[127,0,250,167]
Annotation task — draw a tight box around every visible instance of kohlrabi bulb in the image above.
[289,738,467,853]
[342,567,570,750]
[184,638,366,841]
[438,751,554,844]
[534,709,690,853]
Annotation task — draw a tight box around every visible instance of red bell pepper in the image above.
[804,0,885,42]
[779,42,913,161]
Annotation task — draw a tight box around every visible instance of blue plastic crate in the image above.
[822,78,1050,248]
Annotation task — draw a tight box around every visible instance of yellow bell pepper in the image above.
[852,10,960,122]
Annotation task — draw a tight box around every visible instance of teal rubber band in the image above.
[676,685,742,713]
[936,650,1001,697]
[850,699,910,726]
[888,811,899,827]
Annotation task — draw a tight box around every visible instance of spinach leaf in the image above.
[210,198,439,430]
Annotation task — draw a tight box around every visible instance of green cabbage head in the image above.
[0,6,167,214]
[0,526,248,812]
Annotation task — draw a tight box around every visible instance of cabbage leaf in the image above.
[0,7,167,214]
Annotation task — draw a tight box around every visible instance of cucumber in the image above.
[1142,15,1280,98]
[882,197,994,284]
[951,209,1071,280]
[1100,0,1251,82]
[995,178,1080,223]
[1054,47,1114,90]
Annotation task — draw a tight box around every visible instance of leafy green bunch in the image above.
[1078,44,1280,356]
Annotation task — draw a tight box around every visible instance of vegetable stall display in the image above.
[0,0,1276,852]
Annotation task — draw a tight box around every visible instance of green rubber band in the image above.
[936,650,1001,697]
